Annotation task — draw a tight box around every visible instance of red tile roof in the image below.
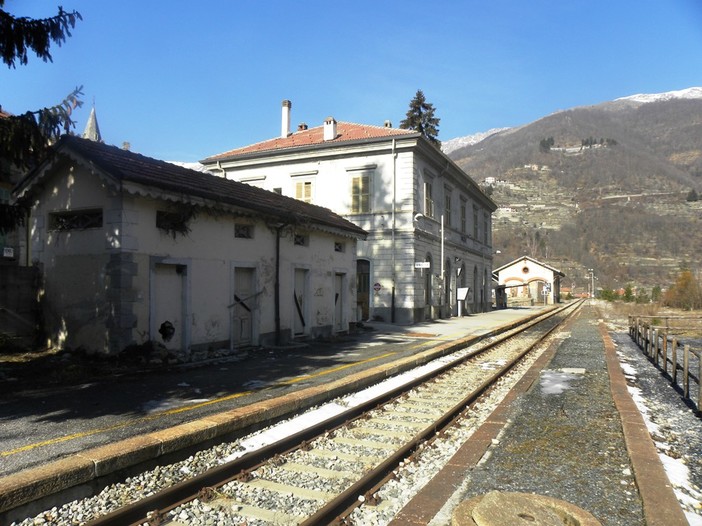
[203,121,418,162]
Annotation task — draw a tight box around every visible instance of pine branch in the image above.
[0,5,82,68]
[0,86,83,168]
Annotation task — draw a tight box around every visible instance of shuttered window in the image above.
[351,174,371,213]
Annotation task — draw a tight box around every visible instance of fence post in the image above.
[683,345,690,399]
[698,350,702,416]
[654,328,659,365]
[672,338,678,384]
[663,329,668,374]
[636,317,641,347]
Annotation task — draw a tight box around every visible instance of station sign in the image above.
[414,261,431,269]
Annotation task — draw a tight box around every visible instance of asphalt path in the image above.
[0,308,542,478]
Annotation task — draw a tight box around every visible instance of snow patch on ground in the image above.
[615,338,702,524]
[540,368,584,394]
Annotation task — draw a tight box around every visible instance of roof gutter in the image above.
[201,133,421,166]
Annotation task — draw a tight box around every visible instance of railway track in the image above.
[70,301,581,526]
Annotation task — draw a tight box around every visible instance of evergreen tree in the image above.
[399,89,441,147]
[651,285,662,303]
[539,137,554,153]
[0,2,82,233]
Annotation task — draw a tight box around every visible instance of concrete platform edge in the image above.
[599,322,688,526]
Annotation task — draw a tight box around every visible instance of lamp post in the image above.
[440,213,444,285]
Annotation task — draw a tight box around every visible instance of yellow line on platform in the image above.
[1,390,255,457]
[1,350,400,458]
[278,351,397,385]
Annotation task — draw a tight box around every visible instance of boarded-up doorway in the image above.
[293,268,308,337]
[152,262,187,351]
[232,267,255,348]
[356,259,370,321]
[334,273,344,332]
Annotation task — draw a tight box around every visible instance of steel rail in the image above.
[86,301,580,526]
[302,300,580,525]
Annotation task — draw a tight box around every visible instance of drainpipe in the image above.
[24,207,31,267]
[275,224,283,345]
[391,139,396,323]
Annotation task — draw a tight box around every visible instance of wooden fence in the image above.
[628,315,701,415]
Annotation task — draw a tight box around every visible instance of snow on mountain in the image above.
[615,87,702,104]
[443,88,702,155]
[441,127,512,154]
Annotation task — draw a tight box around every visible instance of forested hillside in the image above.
[448,94,702,294]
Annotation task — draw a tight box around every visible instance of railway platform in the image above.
[387,303,690,526]
[0,303,695,525]
[0,305,549,521]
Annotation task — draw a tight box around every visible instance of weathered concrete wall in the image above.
[28,165,358,355]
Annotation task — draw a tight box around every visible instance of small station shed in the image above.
[13,136,367,358]
[493,256,564,306]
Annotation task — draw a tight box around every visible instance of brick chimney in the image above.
[281,100,292,138]
[323,116,337,141]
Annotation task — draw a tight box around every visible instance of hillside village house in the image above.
[13,135,366,356]
[493,256,564,306]
[201,101,497,323]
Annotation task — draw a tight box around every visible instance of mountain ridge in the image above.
[445,88,702,294]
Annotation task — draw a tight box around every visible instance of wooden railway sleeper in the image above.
[145,508,165,526]
[233,470,253,482]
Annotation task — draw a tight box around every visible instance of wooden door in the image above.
[334,273,343,332]
[293,268,307,336]
[153,263,185,350]
[232,267,254,347]
[356,260,370,321]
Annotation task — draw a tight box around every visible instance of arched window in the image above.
[483,268,488,311]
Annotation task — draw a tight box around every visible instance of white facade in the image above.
[203,110,497,323]
[16,137,363,356]
[494,256,564,306]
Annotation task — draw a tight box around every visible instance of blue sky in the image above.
[3,1,702,162]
